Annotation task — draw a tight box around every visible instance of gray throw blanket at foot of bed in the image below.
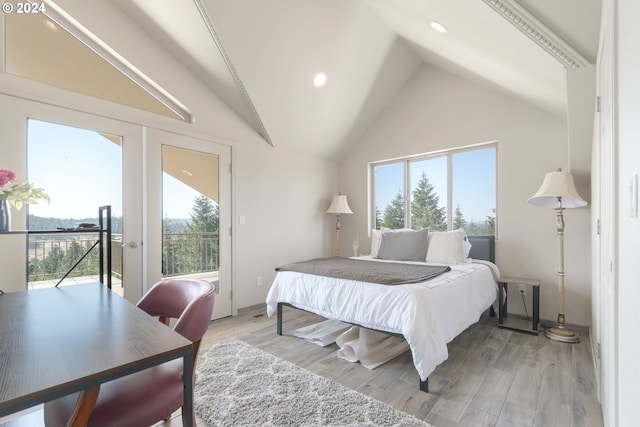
[276,257,450,285]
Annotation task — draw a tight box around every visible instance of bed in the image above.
[265,230,498,392]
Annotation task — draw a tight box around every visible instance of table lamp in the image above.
[326,194,353,256]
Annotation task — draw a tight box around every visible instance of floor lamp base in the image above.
[545,325,580,343]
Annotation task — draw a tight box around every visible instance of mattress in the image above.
[266,257,499,381]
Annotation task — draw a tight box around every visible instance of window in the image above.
[371,144,496,235]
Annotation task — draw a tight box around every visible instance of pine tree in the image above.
[486,208,496,235]
[375,207,382,229]
[467,219,478,235]
[162,212,174,234]
[189,195,219,233]
[382,191,405,229]
[187,195,219,273]
[411,172,446,231]
[453,204,467,230]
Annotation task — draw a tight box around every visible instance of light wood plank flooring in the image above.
[5,305,601,426]
[166,304,604,427]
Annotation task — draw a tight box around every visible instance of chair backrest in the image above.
[137,279,215,351]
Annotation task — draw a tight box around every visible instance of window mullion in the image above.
[447,153,453,230]
[404,159,411,229]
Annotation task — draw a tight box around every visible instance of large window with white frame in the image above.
[371,144,497,235]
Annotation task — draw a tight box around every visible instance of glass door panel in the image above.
[162,146,220,284]
[27,119,123,294]
[146,129,231,320]
[2,95,142,301]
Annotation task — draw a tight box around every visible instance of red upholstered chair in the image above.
[43,279,215,427]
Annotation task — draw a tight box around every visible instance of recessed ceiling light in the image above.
[312,72,328,88]
[429,21,447,33]
[182,169,193,177]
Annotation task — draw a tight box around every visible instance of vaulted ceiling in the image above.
[111,0,601,161]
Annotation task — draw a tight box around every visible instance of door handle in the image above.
[122,241,142,248]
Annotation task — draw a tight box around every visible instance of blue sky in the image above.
[27,119,199,219]
[374,147,496,224]
[27,119,495,223]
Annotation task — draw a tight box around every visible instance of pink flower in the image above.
[0,169,17,187]
[0,168,48,209]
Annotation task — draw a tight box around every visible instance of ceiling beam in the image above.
[43,0,195,122]
[193,0,274,147]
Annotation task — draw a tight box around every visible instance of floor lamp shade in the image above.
[326,195,353,256]
[528,170,587,208]
[528,169,586,343]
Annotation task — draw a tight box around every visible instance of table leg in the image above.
[533,285,540,332]
[498,282,505,324]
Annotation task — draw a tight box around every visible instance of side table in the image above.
[498,276,540,335]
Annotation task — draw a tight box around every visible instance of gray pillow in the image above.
[377,229,429,261]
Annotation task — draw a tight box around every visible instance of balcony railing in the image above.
[162,232,219,277]
[27,232,219,283]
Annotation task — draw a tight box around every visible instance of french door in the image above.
[144,129,232,320]
[1,95,232,318]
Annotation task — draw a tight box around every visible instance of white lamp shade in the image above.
[528,170,587,208]
[326,195,353,214]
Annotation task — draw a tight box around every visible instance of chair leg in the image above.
[182,406,196,425]
[66,385,101,427]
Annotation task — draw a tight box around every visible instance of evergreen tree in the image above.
[187,195,219,273]
[375,207,382,229]
[410,172,446,231]
[162,212,176,276]
[382,191,405,229]
[467,219,478,235]
[453,205,467,230]
[486,208,496,235]
[189,195,219,233]
[162,212,174,234]
[42,246,65,277]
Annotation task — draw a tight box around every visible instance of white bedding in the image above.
[266,257,499,381]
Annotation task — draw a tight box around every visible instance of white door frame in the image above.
[144,128,232,320]
[595,1,617,424]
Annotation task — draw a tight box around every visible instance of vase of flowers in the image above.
[0,169,50,232]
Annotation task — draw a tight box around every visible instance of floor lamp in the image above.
[528,169,586,343]
[326,194,353,256]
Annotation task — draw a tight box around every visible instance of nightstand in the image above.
[498,276,540,335]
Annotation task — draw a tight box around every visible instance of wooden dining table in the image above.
[0,283,194,426]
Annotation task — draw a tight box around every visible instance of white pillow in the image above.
[370,229,382,257]
[426,229,466,264]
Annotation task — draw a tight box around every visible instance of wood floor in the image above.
[4,304,603,427]
[164,304,604,427]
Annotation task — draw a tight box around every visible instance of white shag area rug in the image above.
[194,339,433,427]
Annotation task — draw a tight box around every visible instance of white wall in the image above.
[234,142,337,308]
[339,64,593,326]
[615,0,640,423]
